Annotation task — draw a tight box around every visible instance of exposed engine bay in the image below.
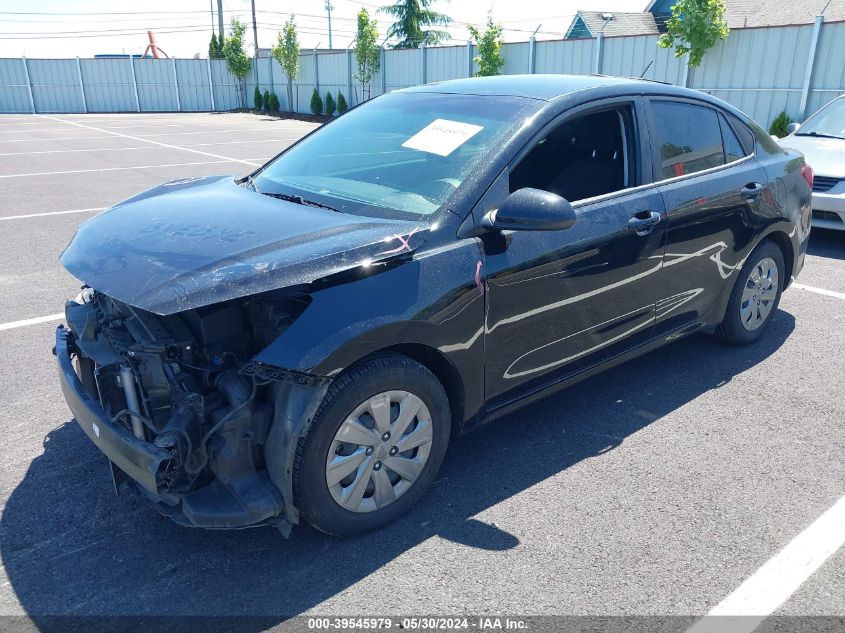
[61,287,326,534]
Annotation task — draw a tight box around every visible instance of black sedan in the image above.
[56,75,812,536]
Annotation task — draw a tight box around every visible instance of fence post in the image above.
[206,58,216,112]
[420,44,427,84]
[593,33,604,74]
[128,54,140,112]
[313,49,320,95]
[172,58,181,112]
[528,36,536,74]
[346,49,353,105]
[75,56,87,113]
[381,45,386,95]
[466,40,473,77]
[21,57,35,113]
[799,15,824,119]
[268,55,274,96]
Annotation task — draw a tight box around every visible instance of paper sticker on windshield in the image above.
[402,119,484,157]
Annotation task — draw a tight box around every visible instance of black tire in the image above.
[292,354,451,536]
[716,239,785,346]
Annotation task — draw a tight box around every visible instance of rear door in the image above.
[646,98,768,336]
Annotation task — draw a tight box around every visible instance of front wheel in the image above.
[292,354,451,536]
[716,240,785,345]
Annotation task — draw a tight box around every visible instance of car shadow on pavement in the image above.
[807,229,845,260]
[0,310,795,626]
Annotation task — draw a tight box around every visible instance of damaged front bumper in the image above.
[54,295,329,534]
[56,325,173,495]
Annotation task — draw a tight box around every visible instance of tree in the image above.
[337,92,348,114]
[269,93,280,112]
[310,88,323,115]
[769,111,793,138]
[263,90,271,111]
[222,18,253,108]
[253,85,262,110]
[325,92,336,117]
[353,8,380,101]
[209,33,224,59]
[272,16,300,113]
[468,14,504,77]
[658,0,729,68]
[379,0,452,49]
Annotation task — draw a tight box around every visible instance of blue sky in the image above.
[0,0,644,58]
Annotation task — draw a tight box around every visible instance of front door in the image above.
[481,100,667,409]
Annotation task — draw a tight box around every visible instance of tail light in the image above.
[802,163,814,190]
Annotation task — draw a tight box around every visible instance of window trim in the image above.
[644,96,757,187]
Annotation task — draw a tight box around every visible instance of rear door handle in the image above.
[627,210,662,236]
[741,182,765,198]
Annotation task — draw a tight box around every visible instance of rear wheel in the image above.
[716,240,784,345]
[293,354,450,536]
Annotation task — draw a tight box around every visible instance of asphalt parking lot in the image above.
[0,112,842,628]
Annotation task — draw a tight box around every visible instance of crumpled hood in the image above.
[778,134,845,178]
[60,176,426,315]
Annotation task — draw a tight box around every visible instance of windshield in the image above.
[254,91,539,219]
[796,97,845,139]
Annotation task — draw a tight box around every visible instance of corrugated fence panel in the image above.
[80,58,135,112]
[176,59,213,111]
[502,42,530,75]
[534,39,595,75]
[209,59,240,110]
[691,24,813,127]
[807,20,845,117]
[384,48,421,92]
[601,35,685,84]
[133,58,178,112]
[427,45,468,82]
[27,59,83,113]
[0,59,31,113]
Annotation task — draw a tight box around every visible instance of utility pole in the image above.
[216,0,224,43]
[250,0,259,58]
[325,0,334,49]
[209,0,215,35]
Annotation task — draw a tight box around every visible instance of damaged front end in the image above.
[55,288,329,534]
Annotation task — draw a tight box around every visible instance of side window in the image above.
[509,106,635,202]
[724,112,755,154]
[719,113,746,162]
[651,101,724,179]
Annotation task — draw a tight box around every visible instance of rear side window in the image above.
[651,101,724,179]
[719,113,746,162]
[724,112,755,154]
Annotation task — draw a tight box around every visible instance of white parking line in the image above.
[792,283,845,301]
[686,494,845,633]
[0,138,297,156]
[0,207,104,221]
[0,159,239,179]
[39,116,260,167]
[0,313,64,332]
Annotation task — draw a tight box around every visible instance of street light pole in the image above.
[216,0,224,43]
[251,0,259,58]
[325,1,334,49]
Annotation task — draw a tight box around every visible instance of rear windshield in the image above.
[255,92,538,219]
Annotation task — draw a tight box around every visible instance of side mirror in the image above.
[786,122,801,134]
[481,187,576,232]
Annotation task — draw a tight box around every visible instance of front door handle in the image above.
[741,182,765,198]
[627,210,662,236]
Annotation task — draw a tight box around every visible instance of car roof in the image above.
[400,74,696,101]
